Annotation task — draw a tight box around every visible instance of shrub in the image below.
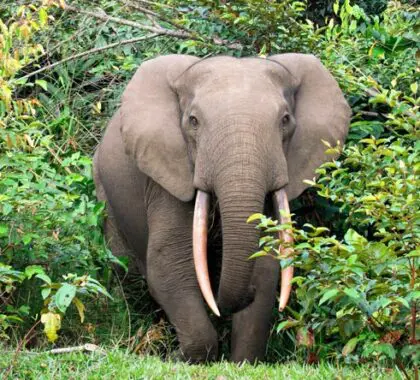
[0,2,114,344]
[248,1,419,374]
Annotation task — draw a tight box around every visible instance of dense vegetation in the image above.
[1,0,418,378]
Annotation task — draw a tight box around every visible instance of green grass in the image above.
[1,349,405,380]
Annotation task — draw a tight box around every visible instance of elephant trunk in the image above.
[210,123,268,314]
[216,182,266,314]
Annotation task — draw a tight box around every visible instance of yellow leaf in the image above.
[321,139,332,148]
[73,297,85,323]
[41,312,61,343]
[24,134,34,148]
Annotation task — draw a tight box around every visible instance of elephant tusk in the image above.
[193,190,221,317]
[273,189,294,312]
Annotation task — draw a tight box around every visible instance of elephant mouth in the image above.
[192,188,294,317]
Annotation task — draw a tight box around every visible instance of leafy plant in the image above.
[0,1,118,344]
[248,1,418,375]
[37,271,112,343]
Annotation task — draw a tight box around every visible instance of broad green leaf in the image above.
[22,234,32,245]
[344,229,367,247]
[406,249,420,257]
[369,45,385,59]
[394,297,410,309]
[343,288,360,300]
[25,265,45,279]
[54,283,77,313]
[36,273,52,285]
[347,254,358,265]
[376,343,396,359]
[319,288,340,305]
[41,287,51,300]
[0,223,8,237]
[35,79,48,91]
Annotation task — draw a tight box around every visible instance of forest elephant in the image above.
[93,54,350,363]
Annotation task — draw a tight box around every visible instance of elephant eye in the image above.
[282,114,290,124]
[189,115,199,129]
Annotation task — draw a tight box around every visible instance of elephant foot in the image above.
[176,327,218,363]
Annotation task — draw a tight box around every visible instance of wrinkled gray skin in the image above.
[93,54,350,363]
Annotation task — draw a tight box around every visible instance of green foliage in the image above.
[305,0,388,25]
[249,1,418,371]
[0,2,116,344]
[0,0,418,372]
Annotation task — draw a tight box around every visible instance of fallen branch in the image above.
[46,343,106,355]
[17,34,158,81]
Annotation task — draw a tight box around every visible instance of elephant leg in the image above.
[146,182,218,363]
[93,152,142,274]
[230,255,279,363]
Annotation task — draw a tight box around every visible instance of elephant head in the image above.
[120,54,350,315]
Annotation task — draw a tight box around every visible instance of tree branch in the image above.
[64,4,242,50]
[64,4,190,39]
[17,34,158,81]
[122,0,190,32]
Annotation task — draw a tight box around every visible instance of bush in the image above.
[248,0,419,374]
[0,2,115,344]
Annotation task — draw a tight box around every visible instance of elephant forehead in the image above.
[182,56,285,91]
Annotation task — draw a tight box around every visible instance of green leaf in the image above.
[406,291,420,302]
[248,251,267,260]
[344,229,367,247]
[276,319,301,332]
[376,343,396,359]
[347,254,358,265]
[247,213,264,223]
[0,223,8,237]
[342,337,359,356]
[39,7,48,26]
[406,249,420,257]
[343,288,360,300]
[41,287,51,300]
[35,79,48,91]
[54,283,77,313]
[22,234,32,245]
[258,235,274,247]
[319,288,340,305]
[25,265,45,279]
[394,297,410,309]
[36,273,52,285]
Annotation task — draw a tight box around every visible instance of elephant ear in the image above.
[270,53,351,200]
[120,55,199,202]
